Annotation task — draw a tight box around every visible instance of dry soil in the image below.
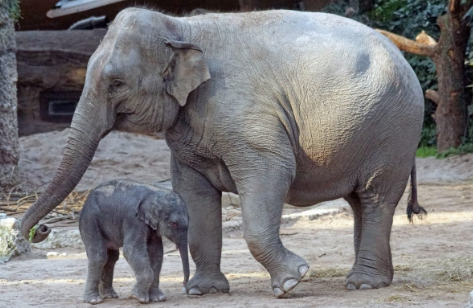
[1,129,472,308]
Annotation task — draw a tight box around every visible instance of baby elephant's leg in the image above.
[123,239,154,303]
[83,239,108,304]
[148,237,166,302]
[99,249,119,299]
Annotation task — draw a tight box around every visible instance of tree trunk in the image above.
[432,1,472,152]
[0,1,20,193]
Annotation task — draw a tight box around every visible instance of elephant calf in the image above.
[79,180,189,304]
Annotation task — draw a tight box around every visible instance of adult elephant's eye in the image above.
[110,79,125,91]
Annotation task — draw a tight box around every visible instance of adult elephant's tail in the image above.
[407,160,427,222]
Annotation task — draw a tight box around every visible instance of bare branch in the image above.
[449,0,459,12]
[376,29,437,57]
[416,31,437,46]
[426,89,440,105]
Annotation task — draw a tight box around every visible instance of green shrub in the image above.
[416,146,437,158]
[436,143,473,158]
[2,0,21,21]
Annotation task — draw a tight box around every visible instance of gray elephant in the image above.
[79,180,189,304]
[21,8,426,298]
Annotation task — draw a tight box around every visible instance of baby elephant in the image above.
[79,180,189,304]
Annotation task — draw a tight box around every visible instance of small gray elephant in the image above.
[79,180,189,304]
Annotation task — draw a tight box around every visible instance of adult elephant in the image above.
[21,8,426,298]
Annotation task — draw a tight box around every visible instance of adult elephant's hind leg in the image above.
[345,176,407,290]
[235,163,309,298]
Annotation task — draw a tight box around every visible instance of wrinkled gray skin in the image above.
[79,180,189,304]
[21,9,425,298]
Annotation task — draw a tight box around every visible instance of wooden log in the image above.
[15,30,106,136]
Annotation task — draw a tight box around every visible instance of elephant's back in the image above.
[189,10,423,112]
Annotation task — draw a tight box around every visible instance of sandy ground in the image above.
[1,129,473,307]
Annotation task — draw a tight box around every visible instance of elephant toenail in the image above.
[299,265,309,278]
[360,284,373,290]
[273,287,284,297]
[346,283,356,290]
[283,279,299,292]
[208,287,218,293]
[158,294,166,301]
[188,288,203,295]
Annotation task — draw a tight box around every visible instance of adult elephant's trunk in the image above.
[178,235,190,286]
[20,99,109,242]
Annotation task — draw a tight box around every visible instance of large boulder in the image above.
[0,215,30,263]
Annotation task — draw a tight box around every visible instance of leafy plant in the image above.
[3,0,21,21]
[416,146,437,158]
[436,142,473,158]
[29,225,38,243]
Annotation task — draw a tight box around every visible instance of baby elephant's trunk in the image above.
[178,237,190,285]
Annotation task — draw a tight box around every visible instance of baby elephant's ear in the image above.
[163,40,211,107]
[137,195,159,230]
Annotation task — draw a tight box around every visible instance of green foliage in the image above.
[420,124,437,147]
[416,146,437,158]
[3,0,21,21]
[416,143,473,158]
[436,142,473,158]
[370,0,446,39]
[29,225,38,243]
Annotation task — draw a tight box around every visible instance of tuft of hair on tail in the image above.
[407,160,427,223]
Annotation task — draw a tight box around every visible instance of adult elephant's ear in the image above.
[137,195,159,230]
[163,40,211,107]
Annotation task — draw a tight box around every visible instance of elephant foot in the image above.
[149,287,166,302]
[186,270,229,295]
[83,293,103,305]
[131,285,150,303]
[270,260,309,298]
[345,266,392,290]
[99,285,118,299]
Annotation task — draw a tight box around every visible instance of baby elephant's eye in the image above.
[170,221,178,229]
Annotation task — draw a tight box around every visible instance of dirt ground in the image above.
[1,130,473,307]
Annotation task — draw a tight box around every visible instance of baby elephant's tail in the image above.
[407,160,427,222]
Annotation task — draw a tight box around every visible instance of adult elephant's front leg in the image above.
[171,157,229,295]
[231,158,309,298]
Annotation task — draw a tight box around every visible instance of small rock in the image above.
[46,252,59,257]
[60,253,68,257]
[31,229,84,249]
[0,217,19,229]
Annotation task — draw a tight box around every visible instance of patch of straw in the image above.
[309,268,347,279]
